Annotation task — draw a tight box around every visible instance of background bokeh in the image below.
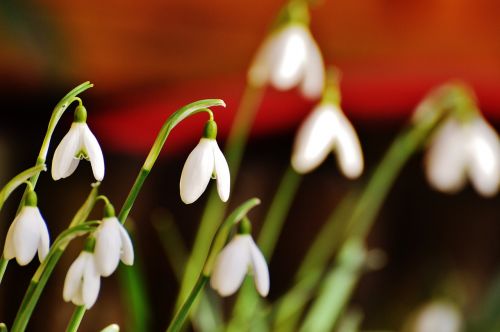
[0,0,499,331]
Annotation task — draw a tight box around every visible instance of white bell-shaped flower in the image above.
[210,234,269,297]
[248,24,325,99]
[179,120,230,204]
[51,105,105,181]
[292,103,364,178]
[93,216,134,277]
[3,191,50,266]
[63,251,101,309]
[413,301,462,332]
[425,116,500,196]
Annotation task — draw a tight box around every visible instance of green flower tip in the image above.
[25,190,38,207]
[203,120,218,139]
[238,217,252,235]
[104,203,116,218]
[83,237,96,253]
[74,105,88,123]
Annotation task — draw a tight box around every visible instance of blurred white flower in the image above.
[63,251,101,309]
[93,217,134,277]
[52,120,105,181]
[426,116,500,196]
[3,205,50,266]
[414,301,462,332]
[291,103,364,178]
[179,138,230,204]
[210,234,269,297]
[100,324,120,332]
[248,24,324,99]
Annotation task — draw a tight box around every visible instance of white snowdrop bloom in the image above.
[292,103,364,178]
[52,105,105,181]
[180,120,230,204]
[248,24,325,99]
[210,234,269,297]
[3,191,50,266]
[426,116,500,197]
[63,251,101,309]
[414,301,462,332]
[93,216,134,277]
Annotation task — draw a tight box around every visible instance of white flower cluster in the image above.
[63,215,134,309]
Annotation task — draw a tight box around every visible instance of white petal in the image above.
[270,26,308,91]
[300,35,325,99]
[100,324,120,332]
[179,138,214,204]
[425,119,468,193]
[210,235,251,297]
[12,207,43,265]
[248,237,270,297]
[63,252,87,303]
[334,111,364,179]
[82,124,105,181]
[247,31,275,87]
[212,141,231,202]
[291,105,337,173]
[52,123,81,180]
[82,254,101,309]
[35,209,50,262]
[94,218,122,277]
[118,223,134,266]
[467,118,500,197]
[3,217,18,260]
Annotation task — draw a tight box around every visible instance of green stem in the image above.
[274,84,467,331]
[167,198,261,332]
[258,166,301,258]
[167,275,209,332]
[176,83,263,310]
[10,186,99,332]
[65,306,86,332]
[18,82,93,212]
[227,167,302,331]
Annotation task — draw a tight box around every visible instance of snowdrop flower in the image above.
[3,190,50,266]
[425,116,500,197]
[210,220,269,297]
[291,102,364,178]
[52,105,105,181]
[63,250,101,309]
[93,204,134,277]
[248,22,324,99]
[180,120,230,204]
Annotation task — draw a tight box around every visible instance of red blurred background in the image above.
[1,1,500,331]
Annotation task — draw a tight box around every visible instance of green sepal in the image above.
[104,203,116,218]
[74,105,87,123]
[24,190,37,207]
[203,120,217,139]
[237,217,252,235]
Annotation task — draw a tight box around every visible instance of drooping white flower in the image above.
[63,251,101,309]
[210,234,269,297]
[52,105,105,181]
[248,24,325,99]
[180,120,230,204]
[291,103,364,178]
[3,191,50,266]
[93,216,134,277]
[425,116,500,196]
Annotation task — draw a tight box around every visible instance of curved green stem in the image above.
[177,83,264,310]
[10,186,99,332]
[19,81,93,208]
[274,83,474,331]
[65,306,86,332]
[166,198,261,332]
[118,99,225,224]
